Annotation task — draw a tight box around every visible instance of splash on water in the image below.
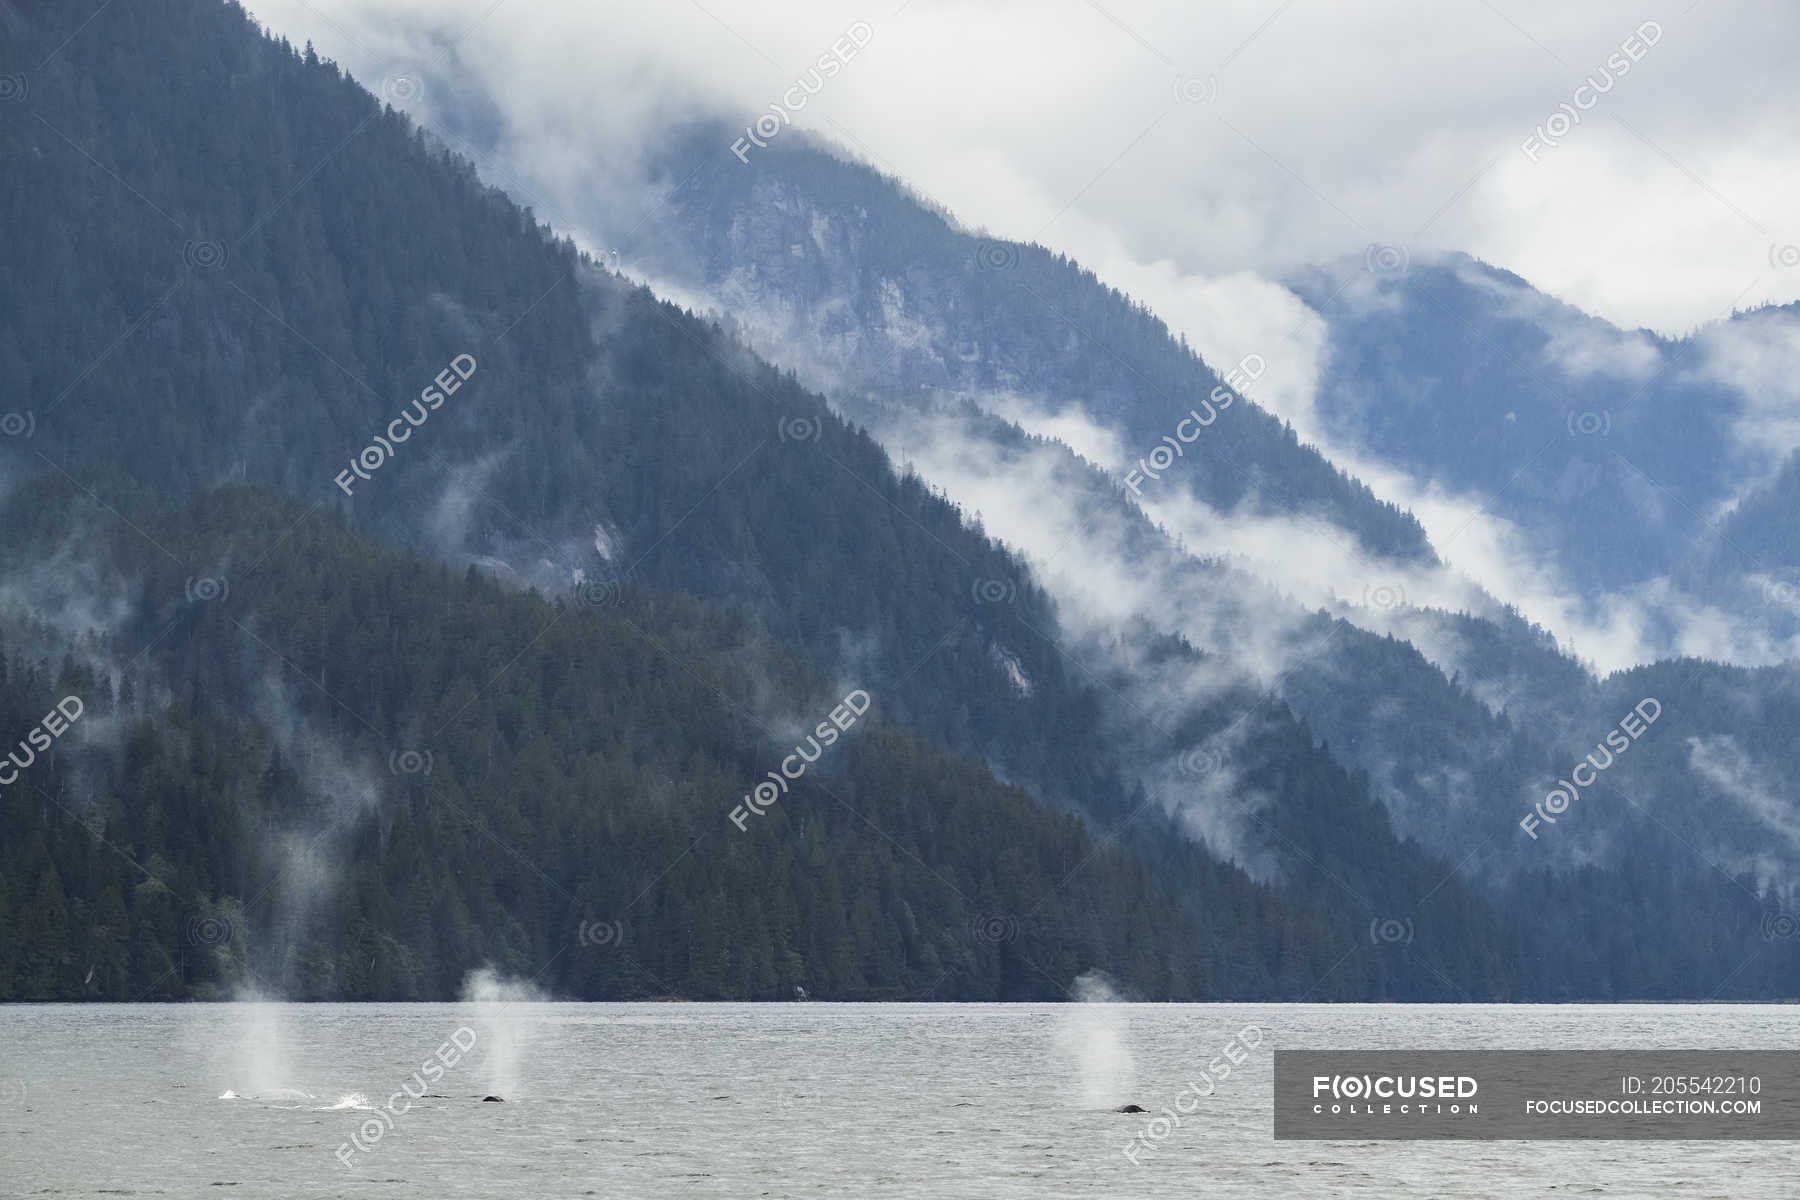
[212,986,312,1102]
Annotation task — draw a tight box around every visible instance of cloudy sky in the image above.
[247,0,1800,670]
[252,0,1799,336]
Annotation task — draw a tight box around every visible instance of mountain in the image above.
[1288,253,1800,658]
[626,125,1434,566]
[522,120,1800,999]
[0,0,1524,1001]
[0,477,1300,1002]
[8,0,1800,1003]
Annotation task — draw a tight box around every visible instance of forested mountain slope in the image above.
[0,0,1521,1000]
[625,126,1434,565]
[0,480,1323,1001]
[1289,254,1800,625]
[535,119,1800,1000]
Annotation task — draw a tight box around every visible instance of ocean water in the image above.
[1,1002,1793,1198]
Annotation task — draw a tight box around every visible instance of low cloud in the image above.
[246,0,1800,337]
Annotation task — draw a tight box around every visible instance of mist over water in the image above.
[461,967,549,1100]
[214,988,308,1102]
[1053,972,1137,1110]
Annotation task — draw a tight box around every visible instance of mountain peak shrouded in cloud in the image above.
[223,0,1800,671]
[211,0,1800,665]
[246,0,1800,335]
[398,85,1800,972]
[1286,248,1800,669]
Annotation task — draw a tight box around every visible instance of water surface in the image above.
[2,1003,1792,1197]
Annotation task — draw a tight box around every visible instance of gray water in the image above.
[1,1003,1794,1197]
